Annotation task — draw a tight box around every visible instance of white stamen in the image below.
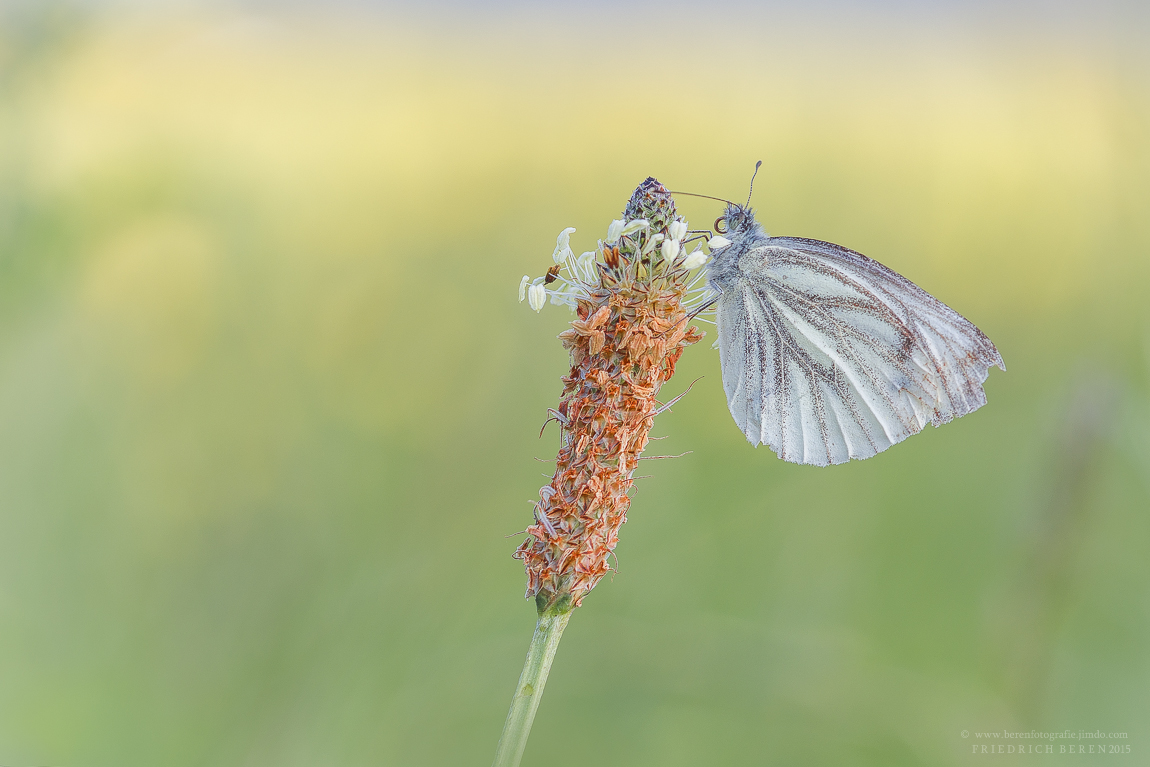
[606,219,625,243]
[685,268,710,291]
[682,248,707,269]
[642,233,663,256]
[661,238,680,262]
[669,219,688,242]
[553,227,575,254]
[620,219,649,236]
[528,283,547,312]
[518,275,530,302]
[552,227,576,264]
[708,235,732,250]
[577,251,597,282]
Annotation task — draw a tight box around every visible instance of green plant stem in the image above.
[491,610,572,767]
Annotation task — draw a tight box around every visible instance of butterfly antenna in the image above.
[666,190,739,207]
[745,160,762,207]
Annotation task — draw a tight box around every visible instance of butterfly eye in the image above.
[714,217,728,234]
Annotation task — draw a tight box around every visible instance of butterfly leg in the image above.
[687,295,719,320]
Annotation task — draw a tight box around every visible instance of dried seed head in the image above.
[514,179,705,615]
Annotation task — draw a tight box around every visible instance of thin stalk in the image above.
[491,610,572,767]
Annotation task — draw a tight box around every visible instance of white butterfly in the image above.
[703,198,1004,467]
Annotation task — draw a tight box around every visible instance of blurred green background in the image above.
[0,1,1147,765]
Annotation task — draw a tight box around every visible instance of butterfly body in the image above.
[705,203,1004,466]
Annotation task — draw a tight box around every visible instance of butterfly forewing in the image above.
[714,235,1004,466]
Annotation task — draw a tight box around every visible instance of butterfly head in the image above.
[714,204,762,238]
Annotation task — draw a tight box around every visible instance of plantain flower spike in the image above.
[514,178,707,615]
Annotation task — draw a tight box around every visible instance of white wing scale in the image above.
[715,236,1004,466]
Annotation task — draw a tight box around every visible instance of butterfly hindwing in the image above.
[771,237,1005,421]
[715,237,1004,466]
